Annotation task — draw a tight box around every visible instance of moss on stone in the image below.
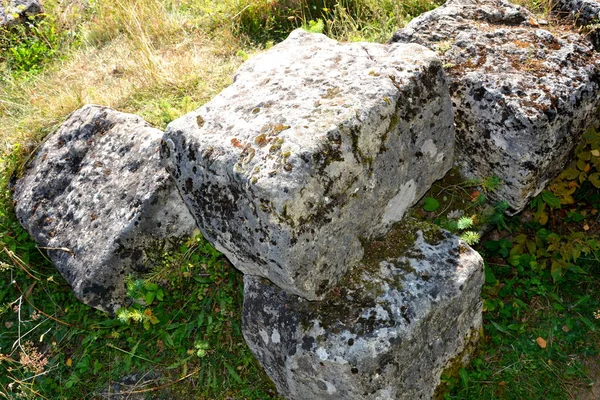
[432,325,484,400]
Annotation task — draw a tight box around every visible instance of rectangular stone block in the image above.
[390,0,600,213]
[161,29,455,300]
[242,219,485,399]
[13,105,198,313]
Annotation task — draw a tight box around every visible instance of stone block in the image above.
[161,29,454,300]
[242,219,484,400]
[13,105,198,313]
[390,0,600,213]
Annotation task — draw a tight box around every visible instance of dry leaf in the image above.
[584,224,590,231]
[536,337,547,348]
[562,325,570,332]
[66,358,72,366]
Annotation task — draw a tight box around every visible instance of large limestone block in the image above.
[161,29,455,300]
[243,219,484,400]
[13,105,198,313]
[390,0,600,213]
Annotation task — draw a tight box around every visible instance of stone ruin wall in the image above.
[12,0,600,398]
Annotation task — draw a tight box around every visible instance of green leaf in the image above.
[490,321,508,334]
[457,217,474,230]
[459,368,469,388]
[423,197,440,212]
[551,260,564,282]
[163,332,174,347]
[145,291,156,305]
[225,362,243,384]
[484,265,497,284]
[460,231,480,245]
[580,316,596,331]
[568,264,587,274]
[541,190,561,209]
[566,211,585,222]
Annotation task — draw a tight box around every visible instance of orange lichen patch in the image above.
[513,40,532,48]
[231,138,244,148]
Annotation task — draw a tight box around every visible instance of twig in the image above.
[13,281,75,328]
[2,248,40,281]
[125,368,157,400]
[11,295,24,354]
[37,246,73,255]
[231,4,251,21]
[2,371,49,400]
[106,343,160,365]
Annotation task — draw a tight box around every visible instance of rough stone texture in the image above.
[554,0,600,26]
[553,0,600,49]
[161,29,455,301]
[390,0,600,213]
[0,0,43,26]
[243,219,484,400]
[13,105,197,313]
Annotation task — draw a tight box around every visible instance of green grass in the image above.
[1,0,599,399]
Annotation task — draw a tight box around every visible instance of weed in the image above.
[441,130,600,399]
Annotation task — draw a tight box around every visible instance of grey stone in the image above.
[0,0,43,26]
[390,0,600,213]
[243,219,484,400]
[13,105,197,313]
[552,0,600,49]
[161,29,455,301]
[553,0,600,26]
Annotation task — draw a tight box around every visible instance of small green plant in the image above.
[418,171,505,245]
[0,14,64,76]
[444,128,600,400]
[303,18,325,33]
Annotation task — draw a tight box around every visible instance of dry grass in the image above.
[0,0,441,178]
[0,0,247,178]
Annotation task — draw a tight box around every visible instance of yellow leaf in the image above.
[589,173,600,188]
[591,149,600,157]
[536,337,547,348]
[66,358,72,367]
[560,167,580,180]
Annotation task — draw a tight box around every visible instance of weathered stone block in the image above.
[13,105,198,313]
[161,29,454,300]
[243,219,484,400]
[390,0,600,213]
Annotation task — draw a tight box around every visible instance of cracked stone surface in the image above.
[161,29,454,301]
[243,219,484,400]
[13,105,198,313]
[390,0,600,213]
[0,0,43,26]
